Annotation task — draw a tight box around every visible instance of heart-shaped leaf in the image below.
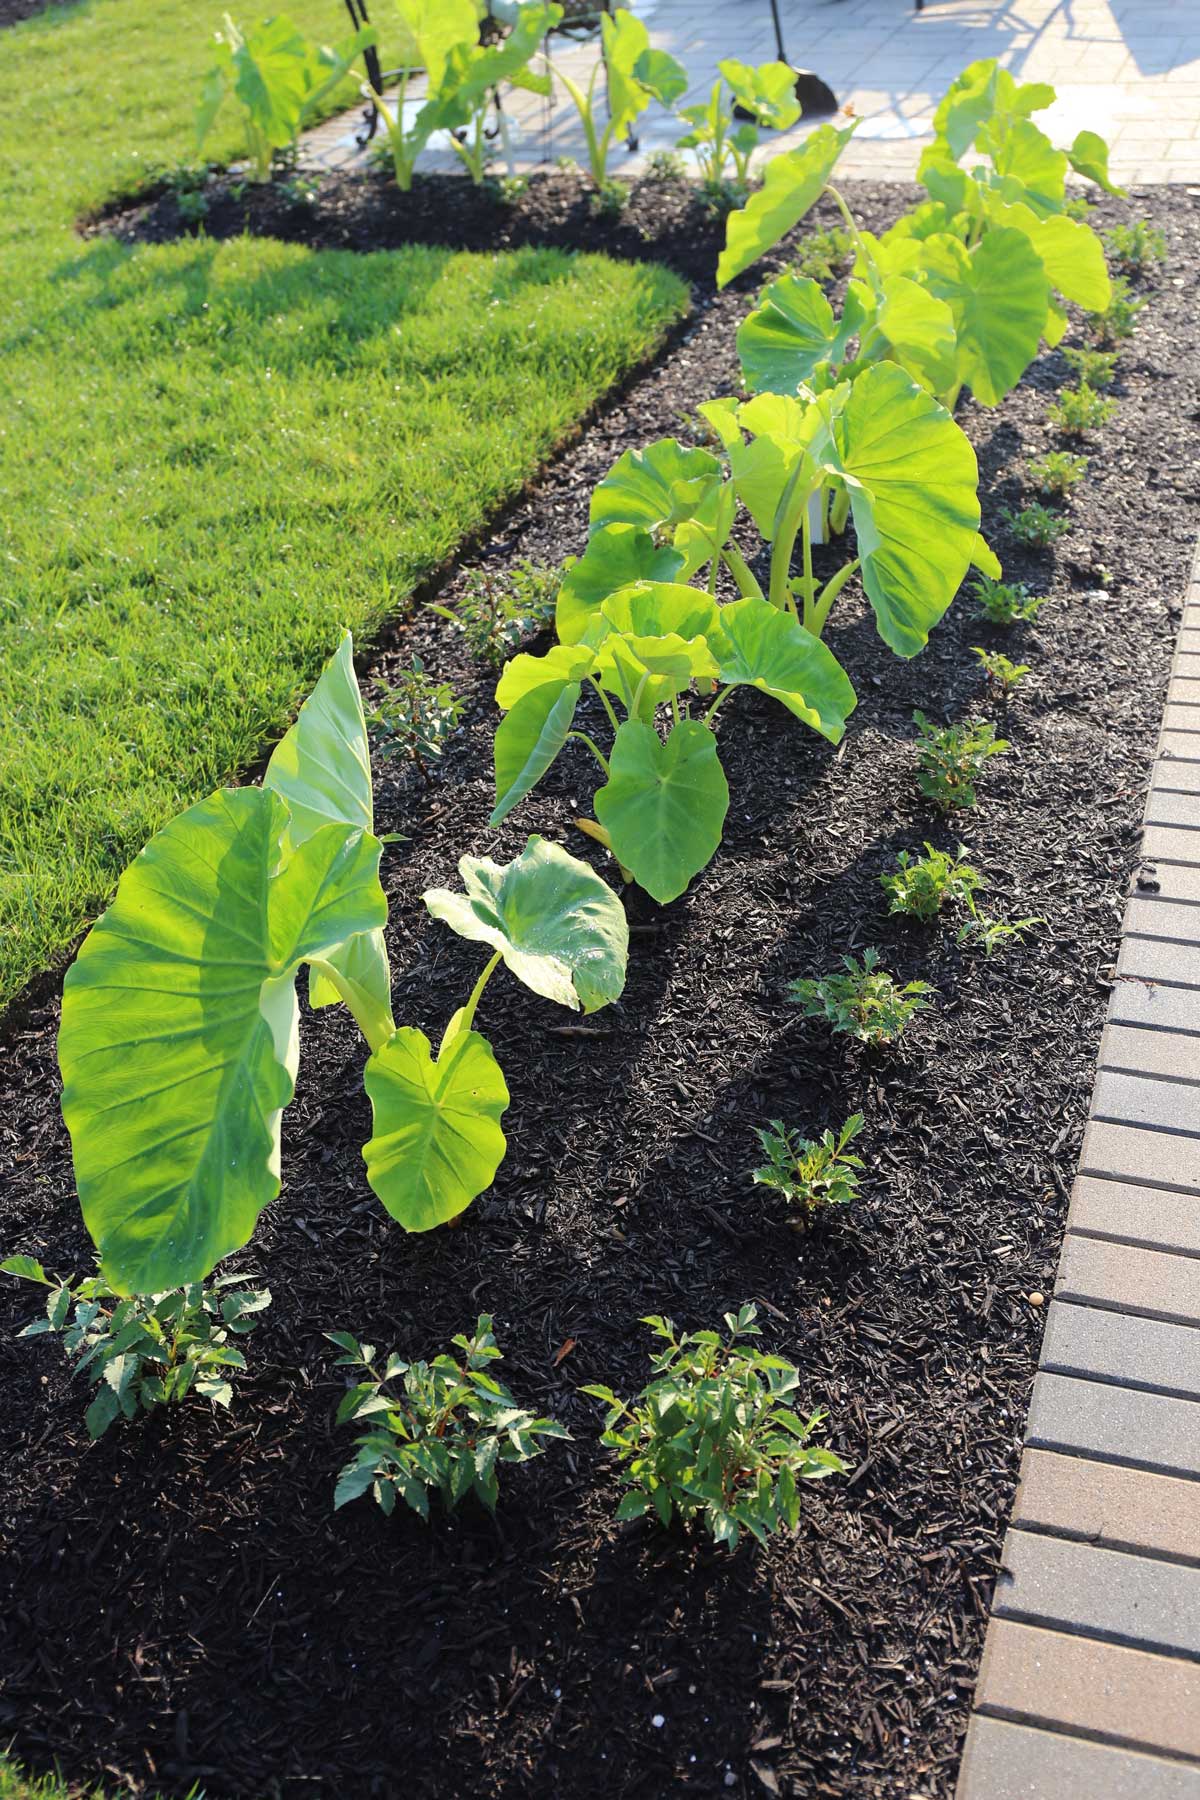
[715,598,857,743]
[60,789,386,1292]
[265,631,391,1023]
[818,361,981,658]
[423,835,628,1014]
[863,275,957,395]
[719,58,802,131]
[986,198,1110,311]
[595,719,729,904]
[1068,129,1126,198]
[737,275,868,395]
[599,581,726,648]
[590,439,723,535]
[916,228,1049,405]
[362,1026,509,1232]
[490,679,582,825]
[717,122,859,289]
[557,524,685,645]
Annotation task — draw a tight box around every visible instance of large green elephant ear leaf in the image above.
[59,790,387,1293]
[595,719,729,905]
[715,598,856,743]
[985,118,1067,216]
[717,121,859,289]
[590,439,722,534]
[865,275,958,395]
[719,57,802,130]
[987,198,1110,311]
[362,1026,509,1232]
[917,228,1049,406]
[602,8,658,135]
[822,361,981,659]
[264,631,392,1024]
[424,835,628,1014]
[600,580,725,648]
[557,525,685,645]
[231,15,319,148]
[1068,129,1126,197]
[490,679,582,826]
[737,274,867,395]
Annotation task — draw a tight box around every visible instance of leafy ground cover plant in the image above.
[1028,449,1087,498]
[1063,345,1118,389]
[1002,501,1069,548]
[675,59,801,197]
[880,844,983,921]
[788,949,933,1045]
[548,7,687,190]
[329,1315,567,1518]
[371,0,561,190]
[490,580,855,903]
[751,1115,864,1223]
[1086,274,1145,345]
[973,647,1031,694]
[1105,218,1167,272]
[55,637,627,1291]
[583,1305,845,1547]
[2,1256,269,1438]
[792,223,855,285]
[972,574,1047,626]
[197,12,376,180]
[366,656,464,780]
[957,907,1044,955]
[913,709,1009,810]
[431,560,560,666]
[1047,382,1117,436]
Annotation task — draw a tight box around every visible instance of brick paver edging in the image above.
[955,542,1200,1798]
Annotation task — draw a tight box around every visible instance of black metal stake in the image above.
[763,0,839,118]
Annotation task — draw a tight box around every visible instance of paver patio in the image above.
[303,0,1200,186]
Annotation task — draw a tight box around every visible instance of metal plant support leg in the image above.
[765,0,839,117]
[343,0,384,145]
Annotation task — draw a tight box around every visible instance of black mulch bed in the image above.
[91,163,745,290]
[3,184,1200,1800]
[0,0,87,25]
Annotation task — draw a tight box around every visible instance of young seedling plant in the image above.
[1002,502,1069,549]
[880,843,984,922]
[973,647,1031,695]
[366,656,464,781]
[56,635,628,1294]
[2,1256,269,1438]
[1047,383,1116,438]
[430,560,559,667]
[197,12,378,181]
[751,1114,865,1225]
[583,1304,845,1548]
[675,59,802,199]
[913,709,1009,811]
[1104,218,1167,274]
[972,575,1047,626]
[329,1315,567,1517]
[1028,450,1087,499]
[1063,346,1118,390]
[788,949,933,1046]
[547,7,687,191]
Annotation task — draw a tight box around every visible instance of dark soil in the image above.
[90,163,745,291]
[0,0,89,25]
[3,183,1199,1800]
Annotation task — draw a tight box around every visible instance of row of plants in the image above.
[5,58,1155,1550]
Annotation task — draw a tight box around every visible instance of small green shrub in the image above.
[1003,501,1069,548]
[791,223,855,284]
[645,149,688,183]
[788,948,933,1045]
[972,647,1032,694]
[590,178,631,218]
[881,843,983,922]
[2,1255,269,1439]
[431,559,560,667]
[366,656,464,779]
[972,575,1047,627]
[1028,450,1088,499]
[329,1315,568,1518]
[1047,383,1117,437]
[1062,346,1118,390]
[584,1304,845,1548]
[1104,218,1167,273]
[1062,195,1096,223]
[1086,275,1145,346]
[913,710,1009,811]
[751,1114,865,1221]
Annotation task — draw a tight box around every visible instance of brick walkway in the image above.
[303,0,1200,186]
[956,546,1200,1797]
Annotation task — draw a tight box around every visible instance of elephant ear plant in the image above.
[57,636,627,1295]
[547,6,687,191]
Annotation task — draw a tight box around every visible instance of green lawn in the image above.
[0,0,688,1010]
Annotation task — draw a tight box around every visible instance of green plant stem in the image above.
[455,949,503,1037]
[568,729,610,774]
[722,545,764,600]
[769,469,811,613]
[586,676,621,736]
[798,501,816,630]
[705,684,734,725]
[811,556,860,636]
[823,184,868,264]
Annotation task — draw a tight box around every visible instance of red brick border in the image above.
[956,551,1200,1797]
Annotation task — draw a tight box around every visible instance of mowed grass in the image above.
[0,0,688,1010]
